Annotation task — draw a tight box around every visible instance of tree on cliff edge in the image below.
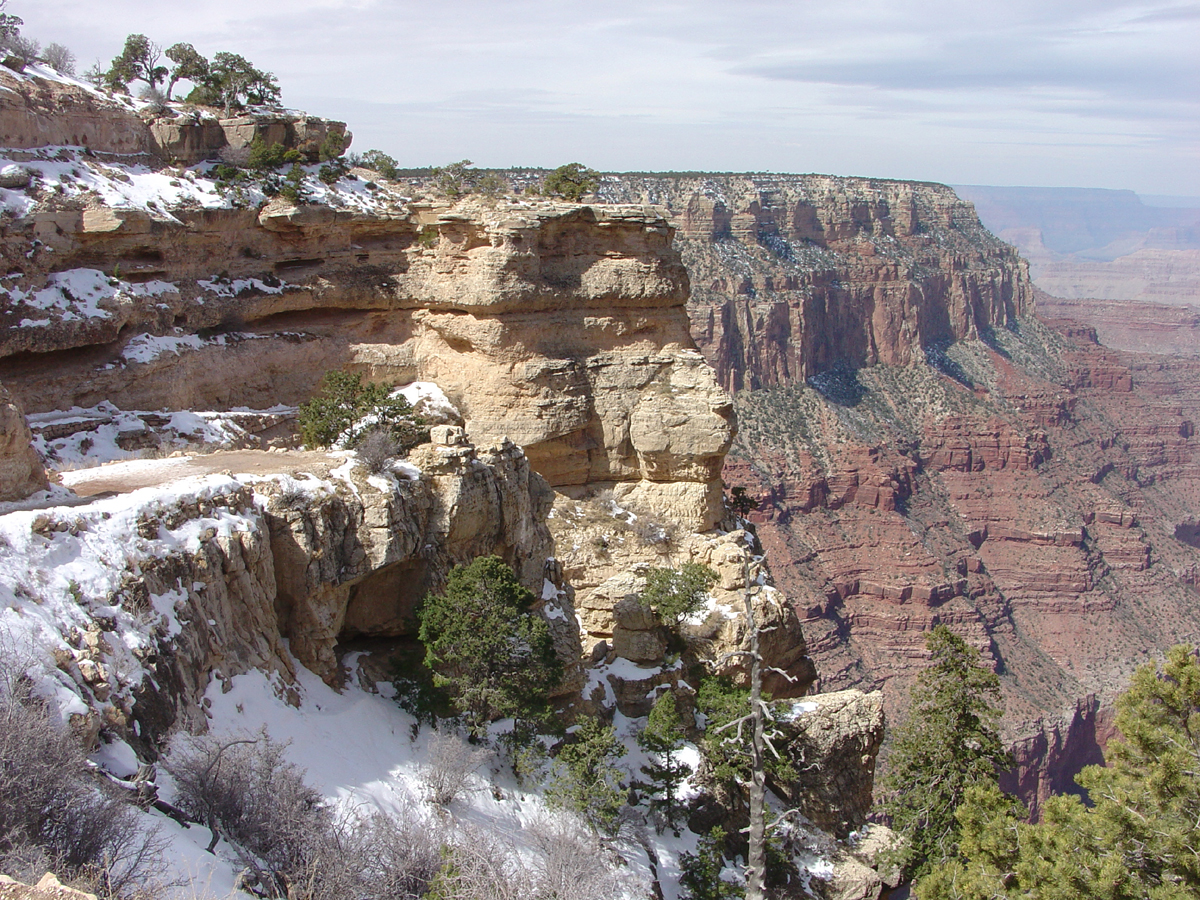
[917,644,1200,900]
[881,625,1010,882]
[542,163,599,202]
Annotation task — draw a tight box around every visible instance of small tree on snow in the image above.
[42,43,75,76]
[417,556,562,737]
[546,715,626,837]
[636,690,690,830]
[640,562,718,630]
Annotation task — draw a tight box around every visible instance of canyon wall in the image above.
[598,174,1032,390]
[0,188,732,529]
[599,173,1200,810]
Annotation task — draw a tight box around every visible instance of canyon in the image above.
[595,173,1200,810]
[2,62,1199,882]
[0,69,905,898]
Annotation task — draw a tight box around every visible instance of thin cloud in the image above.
[9,0,1199,194]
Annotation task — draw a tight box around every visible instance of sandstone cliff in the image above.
[0,187,731,529]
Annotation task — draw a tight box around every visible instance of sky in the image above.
[14,0,1200,195]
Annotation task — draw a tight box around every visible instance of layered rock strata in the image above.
[596,172,1200,810]
[598,174,1032,390]
[0,191,732,530]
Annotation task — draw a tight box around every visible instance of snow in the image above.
[120,332,210,364]
[28,403,298,470]
[395,381,460,422]
[0,151,229,220]
[92,737,141,779]
[778,699,820,723]
[0,475,252,728]
[0,268,180,328]
[0,463,838,896]
[196,276,288,298]
[59,457,196,490]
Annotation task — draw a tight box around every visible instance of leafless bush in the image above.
[632,515,676,548]
[2,34,38,66]
[137,85,168,116]
[428,826,534,900]
[170,729,458,899]
[42,42,75,75]
[421,730,490,806]
[168,730,329,894]
[0,650,164,898]
[219,143,252,168]
[290,804,445,900]
[356,428,400,474]
[527,813,647,900]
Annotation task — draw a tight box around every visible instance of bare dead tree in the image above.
[710,550,805,900]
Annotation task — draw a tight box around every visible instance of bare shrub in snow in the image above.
[137,85,168,115]
[427,827,533,900]
[421,729,490,806]
[356,427,400,475]
[0,648,164,898]
[291,804,445,900]
[527,813,648,900]
[170,726,445,900]
[2,33,38,66]
[42,42,76,75]
[219,143,252,168]
[632,514,676,547]
[168,730,328,895]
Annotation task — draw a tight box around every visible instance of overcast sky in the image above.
[15,0,1200,195]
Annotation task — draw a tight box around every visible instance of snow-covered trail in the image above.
[59,450,340,496]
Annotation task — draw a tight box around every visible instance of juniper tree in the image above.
[164,42,207,101]
[359,150,399,180]
[106,34,166,92]
[546,716,626,837]
[417,556,562,737]
[542,163,599,202]
[199,51,280,115]
[640,563,718,631]
[297,370,427,451]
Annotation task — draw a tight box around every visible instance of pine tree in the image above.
[881,625,1010,881]
[636,691,690,829]
[917,645,1200,899]
[679,827,743,900]
[546,716,626,836]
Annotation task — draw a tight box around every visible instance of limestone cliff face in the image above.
[598,174,1033,390]
[1,193,732,529]
[0,381,47,501]
[6,436,561,758]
